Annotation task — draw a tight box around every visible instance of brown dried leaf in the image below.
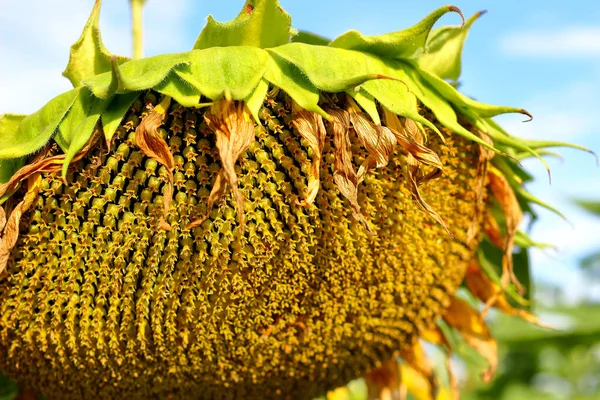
[487,167,524,292]
[400,336,438,400]
[1,175,42,274]
[190,99,255,230]
[135,96,175,230]
[466,261,554,329]
[443,296,498,383]
[365,359,406,400]
[327,108,372,231]
[290,102,326,206]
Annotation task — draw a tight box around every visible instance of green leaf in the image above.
[0,158,24,185]
[263,54,326,117]
[418,11,485,82]
[329,5,463,59]
[101,92,140,143]
[515,230,554,250]
[403,65,499,153]
[0,88,82,159]
[194,0,292,49]
[57,87,111,177]
[0,114,28,163]
[155,72,201,107]
[62,0,129,87]
[576,200,600,216]
[268,43,398,93]
[418,67,531,119]
[291,31,330,46]
[83,52,191,98]
[244,78,269,123]
[177,47,269,100]
[0,373,17,400]
[359,64,442,137]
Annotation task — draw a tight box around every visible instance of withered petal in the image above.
[466,261,554,329]
[364,359,405,400]
[487,167,524,292]
[443,296,498,383]
[291,102,326,206]
[0,175,42,274]
[135,96,175,230]
[400,336,438,400]
[327,108,372,231]
[196,99,255,230]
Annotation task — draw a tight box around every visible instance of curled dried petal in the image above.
[400,336,438,400]
[0,207,6,232]
[443,296,498,383]
[467,132,494,245]
[420,326,459,400]
[466,261,554,329]
[346,96,397,179]
[135,96,175,230]
[405,163,452,236]
[327,108,372,231]
[483,211,504,249]
[487,167,524,291]
[0,134,100,200]
[189,99,255,230]
[383,109,443,172]
[290,102,326,206]
[364,359,405,400]
[1,175,42,274]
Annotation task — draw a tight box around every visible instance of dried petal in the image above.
[398,364,433,400]
[467,132,494,245]
[346,96,396,179]
[383,109,443,172]
[0,207,6,232]
[405,162,451,236]
[420,326,459,400]
[189,99,255,229]
[487,167,524,291]
[465,261,554,329]
[327,108,371,231]
[290,102,326,205]
[0,133,100,200]
[400,336,438,400]
[365,359,405,400]
[483,211,505,250]
[1,175,42,274]
[443,296,498,383]
[135,96,175,230]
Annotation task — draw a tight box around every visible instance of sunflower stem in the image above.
[130,0,145,59]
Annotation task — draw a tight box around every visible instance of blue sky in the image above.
[1,0,599,302]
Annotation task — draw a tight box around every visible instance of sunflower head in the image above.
[0,1,594,399]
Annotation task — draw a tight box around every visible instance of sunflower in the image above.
[0,1,593,399]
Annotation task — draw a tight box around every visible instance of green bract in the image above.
[0,0,596,398]
[3,1,584,185]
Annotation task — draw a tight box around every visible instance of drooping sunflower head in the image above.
[0,1,594,399]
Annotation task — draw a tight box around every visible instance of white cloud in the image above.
[0,0,190,115]
[501,26,600,58]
